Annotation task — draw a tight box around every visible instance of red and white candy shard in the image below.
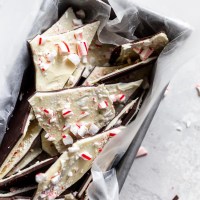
[109,94,117,103]
[49,117,57,123]
[80,152,92,161]
[62,134,73,146]
[89,123,99,135]
[98,100,109,109]
[39,63,49,72]
[35,173,46,183]
[77,41,88,57]
[51,172,61,185]
[136,146,148,158]
[38,36,46,45]
[78,111,89,120]
[109,128,122,137]
[62,109,73,118]
[72,19,83,26]
[78,125,88,137]
[62,124,70,131]
[74,29,83,40]
[57,41,70,55]
[70,124,80,136]
[117,94,126,102]
[46,50,57,62]
[67,54,80,66]
[139,47,154,61]
[43,108,54,118]
[132,46,142,54]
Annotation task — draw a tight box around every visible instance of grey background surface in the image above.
[120,0,200,199]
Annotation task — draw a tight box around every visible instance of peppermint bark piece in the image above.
[0,157,57,189]
[29,21,100,91]
[43,8,77,36]
[33,127,124,200]
[110,32,169,65]
[0,114,42,180]
[84,57,155,85]
[0,186,36,198]
[6,146,42,177]
[28,85,115,153]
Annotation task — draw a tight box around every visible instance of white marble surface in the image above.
[120,0,200,199]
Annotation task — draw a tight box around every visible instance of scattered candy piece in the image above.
[89,123,99,135]
[81,55,88,64]
[80,152,92,161]
[62,109,73,118]
[62,134,73,146]
[73,19,83,26]
[62,124,70,131]
[67,54,81,66]
[38,36,46,45]
[77,41,88,57]
[136,146,148,158]
[46,50,57,62]
[51,172,61,185]
[139,47,154,61]
[74,29,83,40]
[109,128,121,137]
[36,173,46,183]
[39,63,49,72]
[78,125,88,137]
[98,100,109,109]
[68,171,73,177]
[56,41,70,55]
[43,108,54,118]
[109,94,117,103]
[78,111,89,120]
[117,94,126,102]
[70,124,80,136]
[176,126,182,132]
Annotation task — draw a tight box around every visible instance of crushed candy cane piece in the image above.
[62,134,73,145]
[57,41,70,55]
[78,111,89,120]
[68,171,73,177]
[98,148,103,152]
[63,124,70,131]
[89,123,99,135]
[117,94,126,102]
[73,19,83,26]
[98,100,109,109]
[51,172,61,185]
[67,53,81,66]
[43,108,54,118]
[132,46,142,54]
[78,125,88,137]
[49,117,57,123]
[140,48,154,61]
[77,41,88,57]
[62,109,73,118]
[76,9,86,19]
[70,124,80,136]
[109,128,122,137]
[80,152,92,161]
[109,94,117,103]
[35,173,46,183]
[39,63,49,72]
[46,50,57,62]
[136,146,148,158]
[38,36,46,45]
[74,29,83,40]
[68,144,80,153]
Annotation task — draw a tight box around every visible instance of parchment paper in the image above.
[0,0,192,199]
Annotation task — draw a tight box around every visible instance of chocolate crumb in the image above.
[172,195,179,200]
